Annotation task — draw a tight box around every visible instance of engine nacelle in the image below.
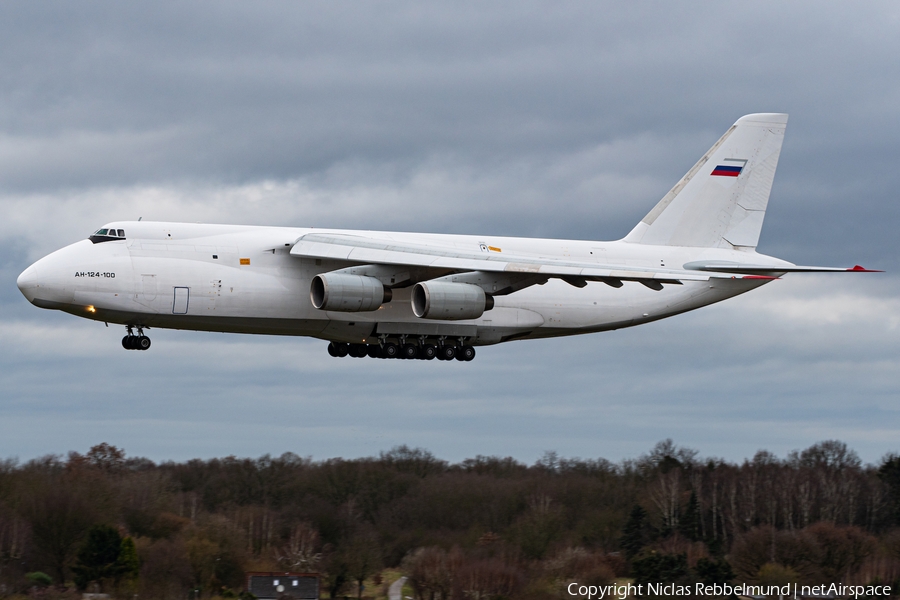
[310,273,392,312]
[411,281,494,320]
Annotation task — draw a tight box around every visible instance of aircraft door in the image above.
[173,287,189,314]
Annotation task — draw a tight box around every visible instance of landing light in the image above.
[86,306,96,313]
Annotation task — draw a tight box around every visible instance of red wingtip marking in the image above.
[849,265,884,272]
[742,275,779,280]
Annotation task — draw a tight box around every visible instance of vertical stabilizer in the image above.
[624,113,787,249]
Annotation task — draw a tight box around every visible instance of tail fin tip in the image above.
[735,113,788,126]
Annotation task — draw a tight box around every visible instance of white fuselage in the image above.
[17,221,771,346]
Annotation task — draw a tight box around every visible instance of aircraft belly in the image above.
[80,277,758,343]
[495,278,757,336]
[70,307,330,337]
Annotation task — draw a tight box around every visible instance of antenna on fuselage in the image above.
[138,217,142,221]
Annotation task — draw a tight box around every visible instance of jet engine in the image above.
[310,273,392,312]
[411,281,494,320]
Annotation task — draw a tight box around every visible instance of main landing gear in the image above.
[327,338,476,361]
[122,325,151,351]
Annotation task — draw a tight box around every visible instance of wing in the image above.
[289,232,716,291]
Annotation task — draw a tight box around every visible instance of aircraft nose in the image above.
[16,265,39,303]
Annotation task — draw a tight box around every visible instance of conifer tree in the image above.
[620,505,651,559]
[72,525,122,590]
[116,536,140,590]
[679,491,701,541]
[878,454,900,525]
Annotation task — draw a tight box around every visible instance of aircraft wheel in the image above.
[367,345,380,358]
[335,343,349,357]
[137,336,151,351]
[421,344,437,360]
[440,345,456,360]
[460,346,475,361]
[402,343,419,359]
[349,343,366,358]
[122,336,131,350]
[381,343,399,359]
[327,342,339,357]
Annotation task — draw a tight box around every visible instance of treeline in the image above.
[0,441,899,599]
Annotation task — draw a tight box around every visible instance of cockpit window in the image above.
[89,227,126,244]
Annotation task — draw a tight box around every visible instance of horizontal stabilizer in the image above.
[684,261,883,274]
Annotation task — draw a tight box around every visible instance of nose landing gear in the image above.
[122,325,151,351]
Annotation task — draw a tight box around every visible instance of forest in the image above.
[1,440,899,600]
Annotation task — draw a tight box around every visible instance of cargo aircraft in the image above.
[16,114,878,361]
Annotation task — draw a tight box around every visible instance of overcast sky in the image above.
[2,1,899,466]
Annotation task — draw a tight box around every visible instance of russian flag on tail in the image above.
[711,158,747,177]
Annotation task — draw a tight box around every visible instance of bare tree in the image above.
[650,469,681,534]
[274,523,321,572]
[0,505,28,586]
[405,546,464,600]
[454,557,524,600]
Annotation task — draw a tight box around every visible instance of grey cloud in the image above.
[2,0,899,463]
[2,2,899,183]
